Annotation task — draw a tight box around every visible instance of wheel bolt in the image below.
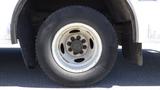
[68,48,72,52]
[80,50,84,54]
[83,45,87,49]
[73,52,78,55]
[76,36,81,40]
[67,42,71,46]
[71,37,75,41]
[82,39,86,43]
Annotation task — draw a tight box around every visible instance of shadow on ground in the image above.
[0,48,160,88]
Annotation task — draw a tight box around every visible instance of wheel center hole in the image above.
[71,40,83,53]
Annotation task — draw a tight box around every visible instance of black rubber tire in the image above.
[36,6,118,87]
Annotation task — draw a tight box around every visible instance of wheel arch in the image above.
[10,0,139,44]
[11,0,27,44]
[126,0,139,42]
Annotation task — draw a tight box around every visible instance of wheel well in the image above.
[11,0,137,68]
[11,0,137,44]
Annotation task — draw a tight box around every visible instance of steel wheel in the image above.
[52,23,102,73]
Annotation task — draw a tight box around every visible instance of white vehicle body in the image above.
[0,0,160,50]
[0,0,19,48]
[132,0,160,51]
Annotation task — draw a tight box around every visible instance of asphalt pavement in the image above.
[0,48,160,89]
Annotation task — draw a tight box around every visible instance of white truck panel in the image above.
[131,0,160,51]
[0,0,18,44]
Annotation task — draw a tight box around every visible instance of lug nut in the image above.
[82,39,86,43]
[68,48,72,52]
[73,52,78,55]
[80,50,84,54]
[71,37,75,41]
[83,45,87,49]
[67,42,71,46]
[76,36,81,40]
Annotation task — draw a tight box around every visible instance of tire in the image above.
[36,6,118,87]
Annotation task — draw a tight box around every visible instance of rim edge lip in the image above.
[52,23,102,73]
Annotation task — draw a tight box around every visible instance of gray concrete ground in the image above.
[0,48,160,89]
